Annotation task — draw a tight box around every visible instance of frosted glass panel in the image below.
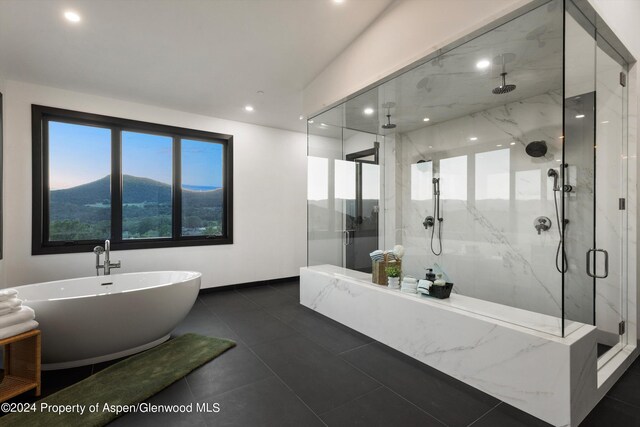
[362,163,380,200]
[308,156,329,201]
[334,160,356,200]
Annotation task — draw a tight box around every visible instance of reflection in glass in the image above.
[515,170,541,200]
[476,149,510,200]
[48,121,111,241]
[411,161,433,201]
[181,139,224,237]
[122,131,173,239]
[440,156,467,200]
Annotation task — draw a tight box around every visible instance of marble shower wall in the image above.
[396,87,630,336]
[397,91,571,327]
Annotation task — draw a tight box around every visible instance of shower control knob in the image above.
[423,216,435,229]
[534,216,552,235]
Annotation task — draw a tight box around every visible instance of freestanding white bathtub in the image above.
[16,271,201,370]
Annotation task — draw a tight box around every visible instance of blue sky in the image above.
[49,121,223,190]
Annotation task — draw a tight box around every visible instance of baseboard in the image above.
[199,275,300,294]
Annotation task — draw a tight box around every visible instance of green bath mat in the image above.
[1,333,236,427]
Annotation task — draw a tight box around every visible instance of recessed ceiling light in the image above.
[64,10,81,23]
[428,145,433,149]
[476,59,491,70]
[320,123,328,127]
[496,144,503,147]
[510,142,516,146]
[556,159,562,162]
[601,120,609,124]
[423,117,430,122]
[244,105,254,112]
[299,115,304,120]
[363,107,374,115]
[333,0,345,3]
[575,114,585,119]
[469,137,478,141]
[307,120,314,124]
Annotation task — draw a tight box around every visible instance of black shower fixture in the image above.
[525,140,547,157]
[492,53,517,95]
[381,102,397,130]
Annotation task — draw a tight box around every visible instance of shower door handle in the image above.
[586,249,609,279]
[343,230,354,245]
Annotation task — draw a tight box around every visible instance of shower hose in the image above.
[553,188,568,273]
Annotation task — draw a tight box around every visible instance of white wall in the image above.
[2,80,307,289]
[0,75,5,288]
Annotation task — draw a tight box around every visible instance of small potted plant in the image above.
[385,265,401,289]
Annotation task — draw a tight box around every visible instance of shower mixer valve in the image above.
[423,216,435,229]
[534,216,552,235]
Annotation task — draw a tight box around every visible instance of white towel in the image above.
[0,298,22,311]
[0,320,38,340]
[0,306,21,316]
[0,306,35,329]
[0,289,18,302]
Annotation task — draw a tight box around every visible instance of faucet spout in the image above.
[94,240,121,276]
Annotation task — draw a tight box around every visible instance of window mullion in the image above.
[172,137,182,240]
[111,127,123,242]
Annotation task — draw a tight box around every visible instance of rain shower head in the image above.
[492,53,517,95]
[525,140,547,157]
[492,72,517,94]
[381,104,396,129]
[382,114,396,129]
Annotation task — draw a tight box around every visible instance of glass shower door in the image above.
[563,4,628,355]
[344,143,380,272]
[592,35,628,358]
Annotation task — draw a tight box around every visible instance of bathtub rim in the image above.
[16,270,202,303]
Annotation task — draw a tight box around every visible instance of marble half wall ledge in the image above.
[300,265,601,426]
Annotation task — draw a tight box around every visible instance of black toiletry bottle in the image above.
[425,268,436,281]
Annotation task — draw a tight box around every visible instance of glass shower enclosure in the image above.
[307,0,634,362]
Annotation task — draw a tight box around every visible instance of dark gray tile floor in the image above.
[8,279,640,426]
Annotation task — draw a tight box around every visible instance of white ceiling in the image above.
[0,0,394,132]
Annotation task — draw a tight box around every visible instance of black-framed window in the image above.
[32,105,233,255]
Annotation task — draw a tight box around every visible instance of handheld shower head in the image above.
[432,177,440,196]
[547,168,559,191]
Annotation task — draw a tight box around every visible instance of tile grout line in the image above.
[180,378,209,426]
[465,401,502,427]
[602,393,640,410]
[338,354,448,426]
[336,342,375,356]
[242,342,329,427]
[315,385,385,417]
[199,294,328,426]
